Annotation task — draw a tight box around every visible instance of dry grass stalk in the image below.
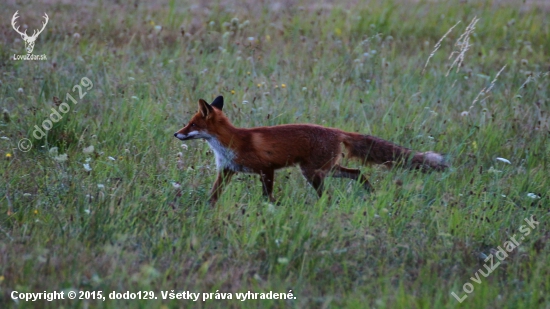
[422,21,461,74]
[469,65,506,111]
[446,16,479,76]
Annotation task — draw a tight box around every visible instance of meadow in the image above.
[0,0,549,308]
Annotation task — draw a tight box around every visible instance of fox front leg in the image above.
[259,169,276,203]
[209,169,235,206]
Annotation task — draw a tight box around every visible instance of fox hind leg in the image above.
[330,165,374,191]
[300,167,327,197]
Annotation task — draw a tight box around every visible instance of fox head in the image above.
[174,96,225,141]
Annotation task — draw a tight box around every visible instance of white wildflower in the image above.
[83,145,94,154]
[53,154,68,162]
[496,157,511,164]
[277,257,289,264]
[527,193,540,199]
[83,163,92,171]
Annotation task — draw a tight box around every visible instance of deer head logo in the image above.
[11,11,49,54]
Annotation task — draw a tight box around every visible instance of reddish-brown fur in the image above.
[174,96,447,205]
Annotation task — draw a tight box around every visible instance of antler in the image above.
[11,11,28,38]
[30,13,49,38]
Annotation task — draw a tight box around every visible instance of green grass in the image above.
[1,0,549,308]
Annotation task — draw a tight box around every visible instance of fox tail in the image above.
[342,133,448,172]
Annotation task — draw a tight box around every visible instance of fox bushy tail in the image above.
[342,133,448,172]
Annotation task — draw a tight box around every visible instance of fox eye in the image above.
[191,123,196,127]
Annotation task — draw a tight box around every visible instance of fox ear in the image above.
[211,96,224,110]
[198,99,213,117]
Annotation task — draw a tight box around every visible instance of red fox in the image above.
[174,96,447,205]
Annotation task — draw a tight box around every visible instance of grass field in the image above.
[1,0,549,308]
